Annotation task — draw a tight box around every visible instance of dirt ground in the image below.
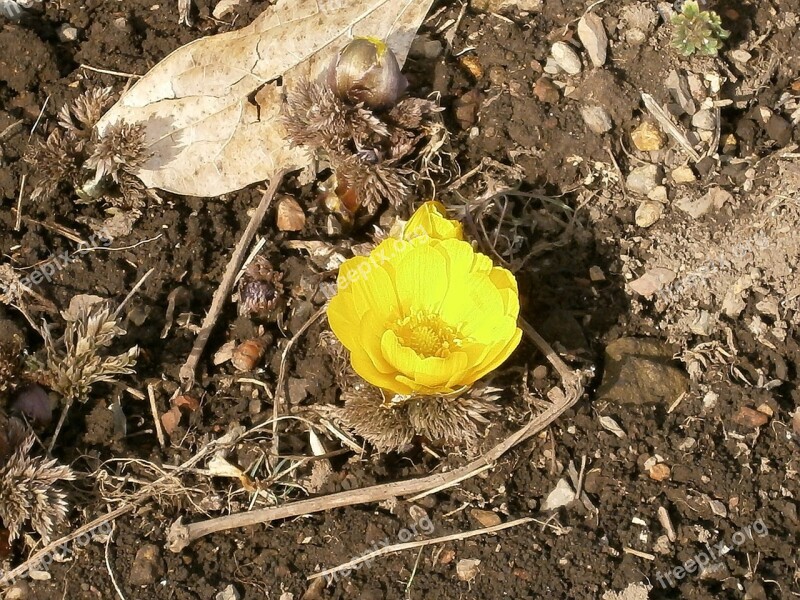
[1,0,799,598]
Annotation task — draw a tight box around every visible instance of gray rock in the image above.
[551,42,582,75]
[580,104,613,134]
[626,164,662,195]
[57,24,79,42]
[691,109,716,131]
[635,201,663,228]
[597,337,689,406]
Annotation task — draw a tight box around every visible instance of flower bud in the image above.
[328,37,408,110]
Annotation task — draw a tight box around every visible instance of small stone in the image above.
[649,463,671,481]
[287,377,308,405]
[129,544,164,586]
[4,582,32,600]
[635,201,663,228]
[589,265,605,282]
[756,403,774,417]
[671,165,696,184]
[276,196,305,232]
[597,337,688,406]
[765,114,792,146]
[551,42,582,75]
[216,585,241,600]
[647,186,668,203]
[409,35,443,59]
[532,365,548,379]
[631,121,667,151]
[57,24,79,42]
[456,558,481,582]
[626,164,661,195]
[533,77,560,104]
[691,109,716,131]
[625,28,647,45]
[628,268,676,297]
[577,13,607,67]
[212,0,243,18]
[453,89,481,129]
[733,407,769,428]
[730,49,752,63]
[470,508,502,528]
[541,478,576,510]
[666,70,696,115]
[580,104,612,134]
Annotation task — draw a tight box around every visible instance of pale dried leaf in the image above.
[97,0,435,196]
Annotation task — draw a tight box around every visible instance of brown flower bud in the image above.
[237,257,284,320]
[328,37,408,110]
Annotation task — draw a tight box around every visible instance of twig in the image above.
[623,547,655,561]
[79,64,142,79]
[15,174,26,231]
[179,171,287,388]
[115,267,154,318]
[641,93,701,162]
[0,119,24,142]
[147,383,166,449]
[48,399,73,454]
[167,321,586,551]
[29,95,50,140]
[308,517,534,581]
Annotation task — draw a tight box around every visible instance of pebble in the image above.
[577,13,607,67]
[276,196,306,232]
[626,164,661,195]
[57,24,79,42]
[635,201,663,228]
[649,463,671,481]
[666,69,696,115]
[671,165,696,184]
[765,114,792,146]
[647,186,668,203]
[631,121,667,151]
[215,585,241,600]
[470,508,502,527]
[409,36,443,59]
[551,42,582,75]
[541,478,576,510]
[533,77,560,104]
[733,407,769,428]
[456,558,482,582]
[129,544,164,586]
[212,0,243,19]
[597,337,688,406]
[471,0,542,11]
[580,104,612,134]
[691,109,716,131]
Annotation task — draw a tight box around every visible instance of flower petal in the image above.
[404,201,464,241]
[394,243,449,312]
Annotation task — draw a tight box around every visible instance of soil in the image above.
[1,0,799,599]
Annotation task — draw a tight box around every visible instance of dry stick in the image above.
[179,171,287,389]
[15,174,26,231]
[147,383,166,449]
[308,517,535,581]
[166,322,585,552]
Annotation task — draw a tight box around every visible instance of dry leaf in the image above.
[276,196,306,232]
[598,415,626,439]
[97,0,435,196]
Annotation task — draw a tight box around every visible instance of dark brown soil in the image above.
[1,0,799,599]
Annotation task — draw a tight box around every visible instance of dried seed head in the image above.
[85,121,149,182]
[25,128,84,202]
[0,434,75,545]
[328,37,408,110]
[236,257,285,320]
[334,384,501,453]
[332,154,411,211]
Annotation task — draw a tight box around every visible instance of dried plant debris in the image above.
[235,256,285,320]
[283,38,445,214]
[25,88,152,214]
[332,383,501,453]
[0,433,75,545]
[35,299,138,405]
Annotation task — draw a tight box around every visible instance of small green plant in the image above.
[671,1,730,57]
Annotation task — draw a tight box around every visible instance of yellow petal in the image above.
[404,201,464,241]
[327,292,361,352]
[394,243,449,312]
[460,326,523,385]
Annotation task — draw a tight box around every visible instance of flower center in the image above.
[391,310,463,358]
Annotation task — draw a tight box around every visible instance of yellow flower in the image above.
[402,200,464,242]
[328,212,522,396]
